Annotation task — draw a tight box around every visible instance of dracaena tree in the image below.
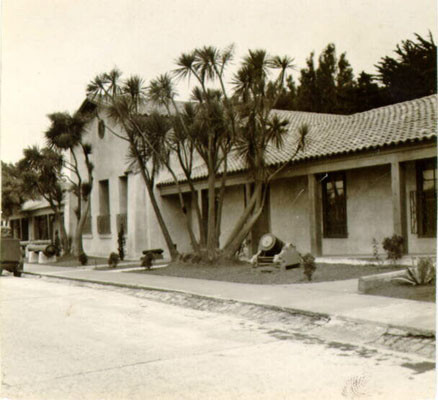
[85,46,307,263]
[221,50,307,258]
[149,46,306,260]
[17,146,70,254]
[86,70,191,260]
[45,111,94,258]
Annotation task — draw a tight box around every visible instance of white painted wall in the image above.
[270,176,310,254]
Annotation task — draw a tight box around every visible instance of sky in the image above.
[1,0,436,163]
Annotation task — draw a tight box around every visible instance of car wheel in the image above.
[13,270,22,277]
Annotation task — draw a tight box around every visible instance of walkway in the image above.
[23,263,435,335]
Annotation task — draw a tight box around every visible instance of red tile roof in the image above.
[158,95,438,185]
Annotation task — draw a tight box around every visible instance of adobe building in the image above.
[65,95,436,260]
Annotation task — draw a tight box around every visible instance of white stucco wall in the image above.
[72,112,134,258]
[270,176,310,254]
[321,165,393,256]
[219,185,246,248]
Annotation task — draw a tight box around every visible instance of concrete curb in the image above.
[24,270,435,338]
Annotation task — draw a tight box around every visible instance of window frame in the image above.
[322,172,348,239]
[416,159,437,238]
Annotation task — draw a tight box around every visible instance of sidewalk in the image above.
[23,263,436,336]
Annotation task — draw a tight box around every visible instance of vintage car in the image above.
[1,227,23,277]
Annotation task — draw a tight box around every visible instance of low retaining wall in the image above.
[358,270,407,293]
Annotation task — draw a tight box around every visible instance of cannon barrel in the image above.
[259,233,284,256]
[27,243,57,257]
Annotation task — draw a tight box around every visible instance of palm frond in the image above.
[148,73,176,106]
[173,52,197,81]
[194,46,219,82]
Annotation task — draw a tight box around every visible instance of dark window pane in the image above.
[322,173,347,237]
[417,160,437,237]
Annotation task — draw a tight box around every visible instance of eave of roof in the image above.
[157,95,437,186]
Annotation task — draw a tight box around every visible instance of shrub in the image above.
[141,252,154,269]
[118,224,126,261]
[108,252,120,268]
[394,258,436,286]
[78,252,88,266]
[302,253,316,281]
[382,234,404,261]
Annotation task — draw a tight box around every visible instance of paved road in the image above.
[1,276,435,400]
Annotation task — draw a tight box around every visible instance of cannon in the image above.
[27,243,57,263]
[251,233,301,270]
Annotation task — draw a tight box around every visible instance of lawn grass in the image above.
[134,260,405,285]
[366,282,436,303]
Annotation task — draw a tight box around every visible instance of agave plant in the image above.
[393,258,436,286]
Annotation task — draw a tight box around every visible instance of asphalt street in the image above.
[0,275,435,400]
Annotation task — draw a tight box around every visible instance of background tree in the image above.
[335,52,356,114]
[45,111,94,258]
[296,44,358,114]
[353,71,385,112]
[274,75,297,110]
[315,43,337,113]
[296,52,318,111]
[1,161,27,223]
[17,146,70,254]
[376,32,437,104]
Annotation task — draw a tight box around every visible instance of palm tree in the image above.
[172,46,236,259]
[87,70,181,259]
[17,146,70,254]
[45,111,94,257]
[221,50,296,258]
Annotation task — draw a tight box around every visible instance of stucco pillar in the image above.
[308,174,322,256]
[391,161,408,253]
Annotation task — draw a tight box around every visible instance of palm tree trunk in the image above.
[176,189,199,252]
[206,168,217,259]
[222,181,260,249]
[187,180,206,247]
[72,199,90,256]
[55,210,70,255]
[143,176,178,260]
[222,204,264,259]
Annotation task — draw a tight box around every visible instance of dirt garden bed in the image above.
[133,260,405,285]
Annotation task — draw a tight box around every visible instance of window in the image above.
[21,218,29,241]
[322,172,347,238]
[98,120,105,139]
[34,215,50,240]
[98,180,111,234]
[416,159,437,237]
